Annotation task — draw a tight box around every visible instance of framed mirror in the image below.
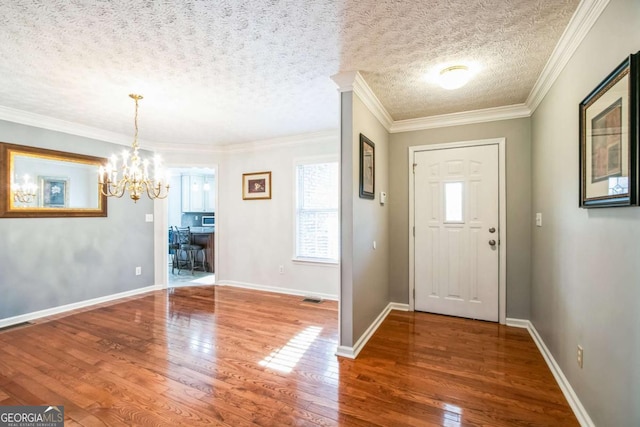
[0,142,107,218]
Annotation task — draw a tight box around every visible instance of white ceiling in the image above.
[0,0,580,148]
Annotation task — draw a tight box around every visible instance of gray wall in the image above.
[389,118,532,319]
[0,120,155,320]
[340,91,391,347]
[530,0,640,425]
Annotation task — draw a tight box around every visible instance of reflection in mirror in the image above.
[0,142,107,218]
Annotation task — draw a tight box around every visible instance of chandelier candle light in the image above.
[99,94,170,202]
[11,174,38,203]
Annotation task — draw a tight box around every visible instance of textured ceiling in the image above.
[0,0,579,147]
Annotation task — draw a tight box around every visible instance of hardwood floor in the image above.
[0,286,578,426]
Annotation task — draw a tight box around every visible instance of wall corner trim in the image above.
[331,71,394,131]
[506,318,596,427]
[525,0,611,113]
[0,285,161,329]
[336,302,405,359]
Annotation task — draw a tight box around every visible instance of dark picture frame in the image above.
[579,52,639,208]
[359,133,375,199]
[242,171,272,200]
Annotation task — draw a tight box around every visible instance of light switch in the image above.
[145,214,154,222]
[380,191,387,205]
[535,213,542,227]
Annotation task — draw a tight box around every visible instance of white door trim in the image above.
[408,138,507,324]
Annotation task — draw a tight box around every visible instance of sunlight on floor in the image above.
[190,275,216,285]
[259,326,322,374]
[443,403,463,427]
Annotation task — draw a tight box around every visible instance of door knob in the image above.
[489,239,496,246]
[489,227,496,233]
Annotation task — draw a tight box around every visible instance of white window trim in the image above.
[292,155,339,264]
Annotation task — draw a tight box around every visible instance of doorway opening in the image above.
[166,166,216,288]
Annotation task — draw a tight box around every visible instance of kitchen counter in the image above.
[190,226,215,234]
[190,227,215,272]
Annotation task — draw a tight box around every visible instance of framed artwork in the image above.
[359,133,375,199]
[242,171,272,200]
[39,176,69,208]
[579,52,639,208]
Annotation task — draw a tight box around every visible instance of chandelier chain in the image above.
[130,94,142,151]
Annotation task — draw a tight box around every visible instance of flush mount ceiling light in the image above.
[438,65,471,90]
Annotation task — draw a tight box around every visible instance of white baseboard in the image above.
[505,317,530,328]
[389,302,410,311]
[506,318,595,427]
[336,302,407,359]
[221,280,339,301]
[0,285,161,329]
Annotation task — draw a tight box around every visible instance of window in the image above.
[295,160,339,262]
[444,181,464,223]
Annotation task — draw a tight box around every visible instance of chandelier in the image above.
[11,174,38,204]
[99,94,170,202]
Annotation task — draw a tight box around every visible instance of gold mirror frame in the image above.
[0,142,107,218]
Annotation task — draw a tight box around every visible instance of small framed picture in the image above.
[579,52,639,207]
[359,134,375,199]
[242,171,272,200]
[39,176,69,208]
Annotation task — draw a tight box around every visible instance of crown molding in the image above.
[331,71,394,131]
[0,104,337,155]
[526,0,610,113]
[151,141,226,155]
[222,129,338,153]
[390,104,531,133]
[154,129,339,155]
[330,70,359,92]
[0,104,149,147]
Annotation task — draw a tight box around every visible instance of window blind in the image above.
[295,162,339,261]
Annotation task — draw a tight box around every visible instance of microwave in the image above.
[202,215,215,226]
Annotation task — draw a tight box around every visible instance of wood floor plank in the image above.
[0,285,578,426]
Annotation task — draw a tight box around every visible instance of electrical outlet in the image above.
[135,266,142,276]
[278,265,284,274]
[577,345,583,368]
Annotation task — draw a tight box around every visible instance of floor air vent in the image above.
[302,297,323,304]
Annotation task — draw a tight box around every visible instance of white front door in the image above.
[414,144,499,321]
